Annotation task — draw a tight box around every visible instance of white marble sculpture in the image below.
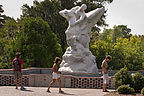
[59,4,105,73]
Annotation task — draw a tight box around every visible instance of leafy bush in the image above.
[142,62,144,70]
[9,17,62,68]
[117,85,135,94]
[113,67,132,88]
[141,88,144,95]
[131,72,144,92]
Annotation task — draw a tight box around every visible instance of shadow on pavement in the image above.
[59,92,75,95]
[20,88,34,92]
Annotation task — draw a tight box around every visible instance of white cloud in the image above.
[106,0,144,35]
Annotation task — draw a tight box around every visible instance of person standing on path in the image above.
[12,52,25,90]
[47,57,64,93]
[101,55,112,92]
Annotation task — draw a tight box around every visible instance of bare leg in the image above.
[15,78,18,89]
[58,78,64,93]
[103,83,107,91]
[47,79,56,92]
[20,77,23,88]
[103,83,109,92]
[103,74,109,92]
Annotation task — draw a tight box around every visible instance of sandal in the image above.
[47,90,51,93]
[59,90,64,93]
[103,90,109,92]
[20,86,26,90]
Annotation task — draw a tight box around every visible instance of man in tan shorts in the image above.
[12,52,25,90]
[101,55,112,92]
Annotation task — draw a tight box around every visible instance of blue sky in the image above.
[1,0,144,35]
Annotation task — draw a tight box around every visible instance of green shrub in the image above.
[142,62,144,70]
[117,85,135,94]
[9,17,62,68]
[131,72,144,92]
[141,88,144,95]
[113,67,132,88]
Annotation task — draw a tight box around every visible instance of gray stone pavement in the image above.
[0,86,114,96]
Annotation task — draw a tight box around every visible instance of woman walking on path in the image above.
[47,57,64,93]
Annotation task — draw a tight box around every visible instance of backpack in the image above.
[13,59,20,71]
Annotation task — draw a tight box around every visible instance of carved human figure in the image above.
[71,4,87,26]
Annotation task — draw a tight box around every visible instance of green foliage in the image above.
[90,25,144,70]
[113,67,132,88]
[90,35,113,68]
[117,85,135,94]
[141,88,144,95]
[0,18,18,69]
[131,72,144,92]
[0,17,62,69]
[142,62,144,70]
[99,25,132,42]
[21,0,113,52]
[9,17,62,68]
[114,69,144,94]
[114,36,143,70]
[112,25,132,42]
[0,5,5,28]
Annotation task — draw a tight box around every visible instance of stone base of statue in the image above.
[58,4,105,73]
[59,46,98,73]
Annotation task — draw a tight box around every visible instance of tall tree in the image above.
[0,5,17,69]
[21,0,113,52]
[112,25,132,42]
[91,24,144,70]
[9,17,62,68]
[0,18,18,69]
[99,25,132,42]
[0,5,5,28]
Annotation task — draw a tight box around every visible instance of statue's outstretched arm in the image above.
[86,7,105,19]
[86,7,105,27]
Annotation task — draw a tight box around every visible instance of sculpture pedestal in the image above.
[59,47,98,74]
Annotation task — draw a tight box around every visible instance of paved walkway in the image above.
[0,86,114,96]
